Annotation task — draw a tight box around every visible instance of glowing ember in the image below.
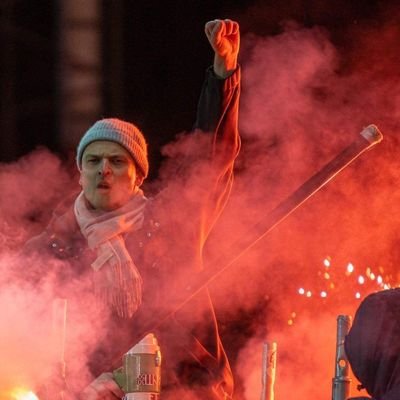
[323,258,331,267]
[288,311,297,326]
[10,389,39,400]
[346,263,354,274]
[290,256,398,326]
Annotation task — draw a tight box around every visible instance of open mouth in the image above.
[97,181,111,189]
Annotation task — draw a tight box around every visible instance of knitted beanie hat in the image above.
[76,118,149,179]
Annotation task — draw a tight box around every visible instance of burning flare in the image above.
[9,389,39,400]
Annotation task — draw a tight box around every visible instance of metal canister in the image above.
[114,333,162,400]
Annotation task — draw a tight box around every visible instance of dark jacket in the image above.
[345,288,400,400]
[25,66,241,399]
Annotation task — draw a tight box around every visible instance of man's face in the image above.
[80,141,141,211]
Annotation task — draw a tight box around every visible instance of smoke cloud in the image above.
[1,4,400,400]
[203,5,400,400]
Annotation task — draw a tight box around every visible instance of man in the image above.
[25,19,241,400]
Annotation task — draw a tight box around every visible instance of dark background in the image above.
[0,0,392,177]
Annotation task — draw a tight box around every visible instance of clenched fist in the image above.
[205,19,240,78]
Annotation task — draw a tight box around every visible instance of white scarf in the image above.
[74,191,147,318]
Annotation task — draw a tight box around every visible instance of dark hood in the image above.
[345,288,400,400]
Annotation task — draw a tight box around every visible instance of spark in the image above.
[346,263,354,275]
[288,256,399,327]
[288,311,297,326]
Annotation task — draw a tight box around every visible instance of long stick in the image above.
[47,298,67,400]
[52,298,67,381]
[201,125,383,280]
[167,125,383,313]
[261,342,277,400]
[107,124,382,371]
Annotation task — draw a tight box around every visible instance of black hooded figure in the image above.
[345,288,400,400]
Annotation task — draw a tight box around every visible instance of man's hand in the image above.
[79,372,124,400]
[205,19,240,78]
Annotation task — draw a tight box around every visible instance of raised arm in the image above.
[195,19,241,248]
[195,19,241,155]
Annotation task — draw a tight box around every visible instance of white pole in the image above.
[260,342,277,400]
[52,298,68,399]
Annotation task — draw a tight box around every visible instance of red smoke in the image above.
[204,6,400,400]
[1,5,400,400]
